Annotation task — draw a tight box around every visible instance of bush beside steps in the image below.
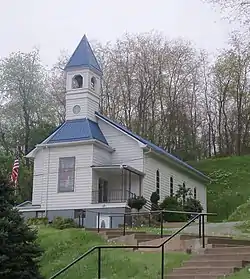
[27,216,77,229]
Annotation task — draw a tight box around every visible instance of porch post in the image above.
[139,175,142,196]
[121,167,124,202]
[128,171,132,195]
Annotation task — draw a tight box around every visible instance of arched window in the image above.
[90,76,96,90]
[72,74,83,89]
[182,182,186,203]
[194,187,197,200]
[170,176,173,197]
[156,170,160,195]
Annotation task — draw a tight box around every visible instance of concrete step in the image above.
[166,275,222,279]
[182,259,245,268]
[205,246,250,254]
[208,237,250,246]
[192,252,250,261]
[172,266,235,275]
[212,243,244,248]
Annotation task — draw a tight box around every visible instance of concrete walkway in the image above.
[170,221,244,237]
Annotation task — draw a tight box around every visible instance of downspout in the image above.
[142,147,152,197]
[45,146,51,218]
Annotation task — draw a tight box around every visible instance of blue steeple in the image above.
[64,35,102,74]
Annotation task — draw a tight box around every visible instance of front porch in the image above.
[91,164,144,204]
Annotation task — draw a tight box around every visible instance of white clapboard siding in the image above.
[66,95,99,121]
[32,149,46,205]
[34,144,94,210]
[97,119,144,172]
[92,145,112,165]
[143,154,207,213]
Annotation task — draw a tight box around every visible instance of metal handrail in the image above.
[49,212,215,279]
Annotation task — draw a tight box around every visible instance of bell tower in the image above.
[64,35,102,121]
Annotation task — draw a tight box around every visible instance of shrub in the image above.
[127,196,147,212]
[150,191,160,211]
[160,196,187,222]
[27,217,48,226]
[183,198,203,219]
[228,200,250,221]
[51,216,77,230]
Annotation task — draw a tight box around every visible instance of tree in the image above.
[204,0,250,25]
[0,172,44,279]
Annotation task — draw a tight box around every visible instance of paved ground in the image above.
[170,221,244,237]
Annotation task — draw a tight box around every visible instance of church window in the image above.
[72,74,83,89]
[90,76,96,90]
[156,169,160,195]
[170,176,173,197]
[58,157,75,192]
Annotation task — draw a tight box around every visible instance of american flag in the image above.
[11,158,19,185]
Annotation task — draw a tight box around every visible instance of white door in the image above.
[96,215,110,228]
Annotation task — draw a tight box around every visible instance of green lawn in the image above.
[38,227,190,279]
[190,155,250,222]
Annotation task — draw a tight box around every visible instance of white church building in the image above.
[18,35,209,228]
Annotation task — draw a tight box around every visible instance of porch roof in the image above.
[91,164,145,176]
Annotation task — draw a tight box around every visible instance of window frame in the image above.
[58,157,76,193]
[156,169,160,195]
[170,176,174,197]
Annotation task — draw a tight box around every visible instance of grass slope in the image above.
[190,155,250,222]
[38,227,189,279]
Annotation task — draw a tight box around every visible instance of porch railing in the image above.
[92,189,134,204]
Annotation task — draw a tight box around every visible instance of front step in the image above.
[171,266,236,275]
[183,259,245,267]
[192,252,250,261]
[204,246,250,254]
[166,275,223,279]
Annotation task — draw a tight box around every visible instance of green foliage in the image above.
[175,184,192,204]
[38,227,190,279]
[183,198,203,218]
[228,200,250,221]
[127,196,147,212]
[190,155,250,222]
[150,191,160,210]
[27,217,49,226]
[51,216,77,230]
[160,196,187,222]
[160,185,202,222]
[0,172,44,279]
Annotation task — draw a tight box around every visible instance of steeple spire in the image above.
[64,35,102,74]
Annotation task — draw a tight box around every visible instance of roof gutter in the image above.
[142,145,210,182]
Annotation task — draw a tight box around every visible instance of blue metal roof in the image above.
[95,112,209,180]
[47,118,108,145]
[64,35,102,74]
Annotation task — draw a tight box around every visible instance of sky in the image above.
[0,0,238,67]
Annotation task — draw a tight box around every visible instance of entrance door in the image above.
[98,178,108,203]
[96,215,110,228]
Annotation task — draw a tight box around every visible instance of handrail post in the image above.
[97,247,101,279]
[123,213,126,236]
[202,214,205,248]
[161,244,164,279]
[97,212,100,233]
[160,211,163,238]
[198,214,201,238]
[148,212,151,227]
